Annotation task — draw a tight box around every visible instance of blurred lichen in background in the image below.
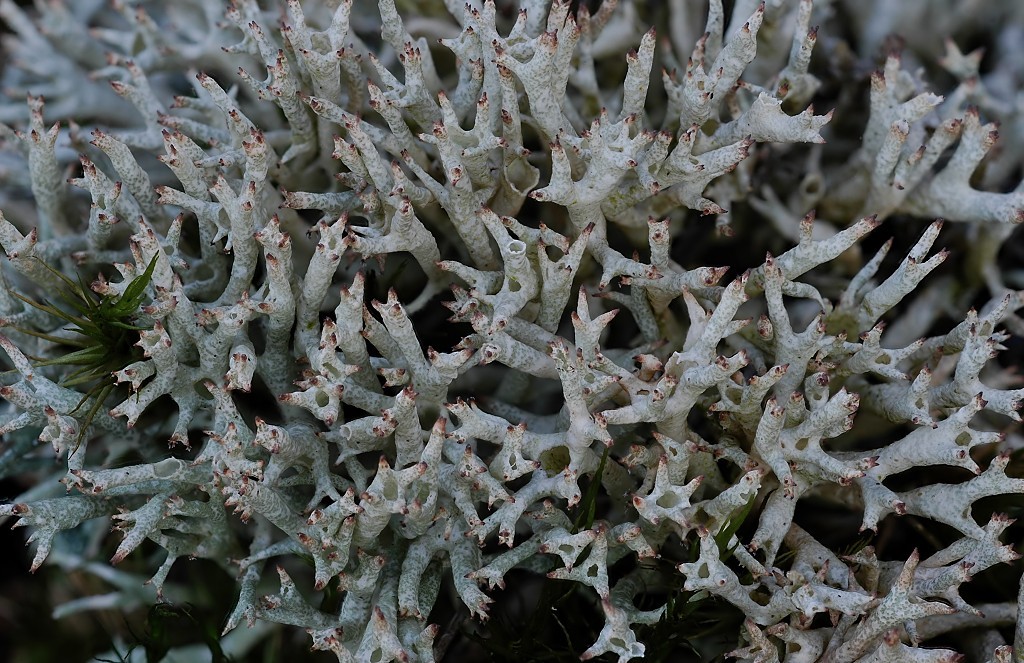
[1,0,1023,661]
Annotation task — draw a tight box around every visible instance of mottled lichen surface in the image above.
[1,0,1024,661]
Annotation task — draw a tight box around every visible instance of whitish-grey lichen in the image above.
[0,0,1023,661]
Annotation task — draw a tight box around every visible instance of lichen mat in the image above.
[0,0,1023,661]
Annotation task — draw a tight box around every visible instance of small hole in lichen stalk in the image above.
[153,458,181,479]
[193,381,213,399]
[544,244,564,261]
[802,178,821,195]
[657,493,680,509]
[749,588,772,606]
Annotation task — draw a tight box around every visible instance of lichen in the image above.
[1,0,1023,661]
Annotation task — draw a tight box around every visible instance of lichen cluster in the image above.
[1,0,1023,661]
